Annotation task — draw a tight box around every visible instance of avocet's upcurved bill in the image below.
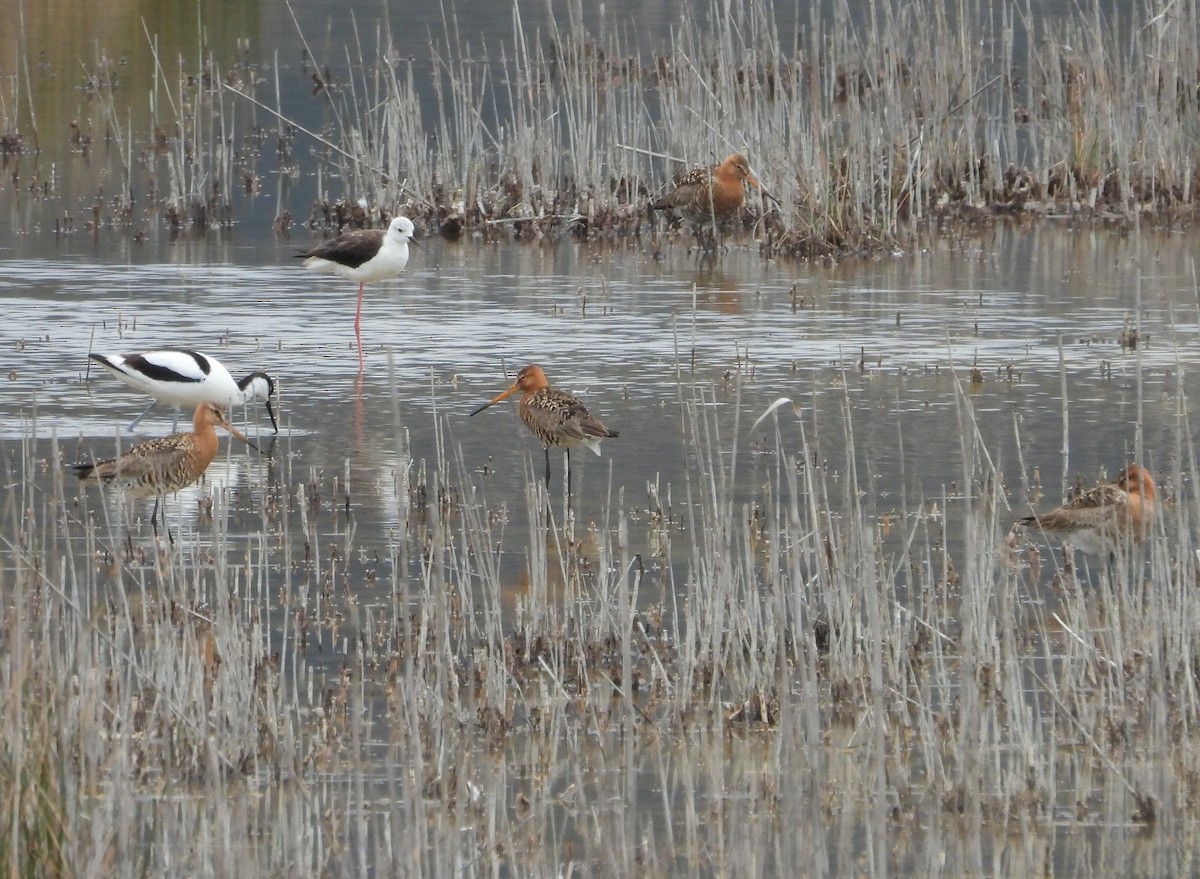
[297,215,417,370]
[89,348,278,434]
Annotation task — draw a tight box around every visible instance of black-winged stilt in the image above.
[298,215,417,370]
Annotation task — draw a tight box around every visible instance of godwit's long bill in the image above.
[89,348,278,434]
[652,152,762,238]
[470,364,619,491]
[1020,463,1156,558]
[298,215,417,371]
[73,401,258,537]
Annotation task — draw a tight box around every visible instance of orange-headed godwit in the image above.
[73,401,257,535]
[652,153,761,234]
[298,215,417,371]
[89,348,277,433]
[1021,463,1156,557]
[470,364,619,489]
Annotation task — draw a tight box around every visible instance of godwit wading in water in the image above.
[652,152,762,246]
[298,215,417,371]
[73,401,258,537]
[89,348,278,433]
[470,364,619,491]
[1020,463,1156,560]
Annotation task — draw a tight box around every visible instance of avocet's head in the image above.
[237,371,279,433]
[386,216,417,244]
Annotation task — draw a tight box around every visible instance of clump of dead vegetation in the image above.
[292,0,1200,258]
[3,0,1197,256]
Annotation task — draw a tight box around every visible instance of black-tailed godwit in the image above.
[89,348,277,433]
[73,401,258,535]
[470,364,619,490]
[652,152,761,237]
[1020,463,1156,557]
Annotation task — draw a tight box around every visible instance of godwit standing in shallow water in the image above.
[470,364,619,490]
[89,348,278,433]
[297,215,417,370]
[1020,463,1156,558]
[652,153,762,243]
[73,401,257,536]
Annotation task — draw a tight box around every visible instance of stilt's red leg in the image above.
[354,282,365,373]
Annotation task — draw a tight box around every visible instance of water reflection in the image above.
[6,225,1196,492]
[1,0,260,218]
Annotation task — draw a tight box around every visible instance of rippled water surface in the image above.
[5,224,1197,592]
[8,228,1195,430]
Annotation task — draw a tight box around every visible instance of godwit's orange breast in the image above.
[1020,463,1155,555]
[653,153,761,224]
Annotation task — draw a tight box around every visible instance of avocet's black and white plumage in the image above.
[89,348,278,434]
[298,215,417,369]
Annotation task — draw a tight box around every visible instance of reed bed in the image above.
[293,0,1200,257]
[3,367,1199,875]
[5,0,1197,252]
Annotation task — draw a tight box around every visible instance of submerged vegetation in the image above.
[2,0,1198,255]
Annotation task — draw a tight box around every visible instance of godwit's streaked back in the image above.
[89,348,278,433]
[470,364,619,488]
[297,215,417,370]
[1021,463,1156,556]
[652,153,761,231]
[73,401,256,534]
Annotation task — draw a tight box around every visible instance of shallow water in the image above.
[9,222,1196,485]
[5,238,1195,553]
[4,222,1196,639]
